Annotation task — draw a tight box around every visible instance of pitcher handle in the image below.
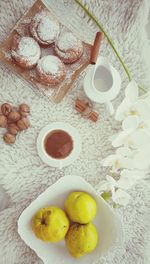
[106,101,114,115]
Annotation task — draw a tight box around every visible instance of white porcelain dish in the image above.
[18,176,123,264]
[36,122,82,168]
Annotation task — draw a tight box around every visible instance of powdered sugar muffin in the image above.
[36,55,66,85]
[30,11,60,46]
[11,36,41,69]
[54,31,83,64]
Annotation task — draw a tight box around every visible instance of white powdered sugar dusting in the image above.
[18,37,39,57]
[38,16,60,42]
[56,31,82,51]
[38,55,62,75]
[11,37,41,65]
[30,11,60,45]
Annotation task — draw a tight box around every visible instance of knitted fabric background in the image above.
[0,0,150,263]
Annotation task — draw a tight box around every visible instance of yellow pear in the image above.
[66,222,98,258]
[65,192,97,224]
[32,206,69,242]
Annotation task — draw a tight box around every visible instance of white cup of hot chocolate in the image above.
[37,122,82,167]
[44,129,73,160]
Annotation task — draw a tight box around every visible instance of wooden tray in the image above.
[0,0,92,103]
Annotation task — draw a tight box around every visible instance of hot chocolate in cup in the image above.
[44,129,73,160]
[37,122,82,167]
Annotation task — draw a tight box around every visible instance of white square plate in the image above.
[18,176,122,264]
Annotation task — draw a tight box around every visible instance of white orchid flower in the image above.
[112,110,150,149]
[97,175,117,195]
[115,80,150,122]
[111,189,131,206]
[101,80,150,207]
[101,153,132,172]
[115,80,138,121]
[97,175,131,206]
[112,129,150,149]
[121,100,150,132]
[117,169,145,189]
[113,90,150,149]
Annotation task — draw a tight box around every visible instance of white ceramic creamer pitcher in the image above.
[84,56,121,114]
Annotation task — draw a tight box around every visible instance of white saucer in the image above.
[37,122,82,168]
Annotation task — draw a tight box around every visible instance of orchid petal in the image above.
[115,98,131,121]
[116,147,132,157]
[128,129,150,149]
[122,115,139,131]
[106,175,117,185]
[112,189,131,206]
[97,179,115,193]
[106,175,116,196]
[96,180,111,193]
[133,100,150,120]
[117,169,145,190]
[101,155,117,167]
[102,153,133,171]
[118,157,133,169]
[112,130,131,147]
[97,175,117,195]
[142,120,150,136]
[125,80,138,102]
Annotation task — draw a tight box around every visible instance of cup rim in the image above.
[37,122,82,167]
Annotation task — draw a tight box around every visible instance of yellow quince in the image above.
[66,222,98,258]
[65,191,97,224]
[32,206,69,242]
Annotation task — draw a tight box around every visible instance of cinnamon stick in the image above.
[75,98,99,122]
[90,32,103,65]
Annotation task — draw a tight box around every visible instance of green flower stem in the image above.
[75,0,147,93]
[138,85,147,93]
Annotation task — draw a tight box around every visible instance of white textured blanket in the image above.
[0,0,150,263]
